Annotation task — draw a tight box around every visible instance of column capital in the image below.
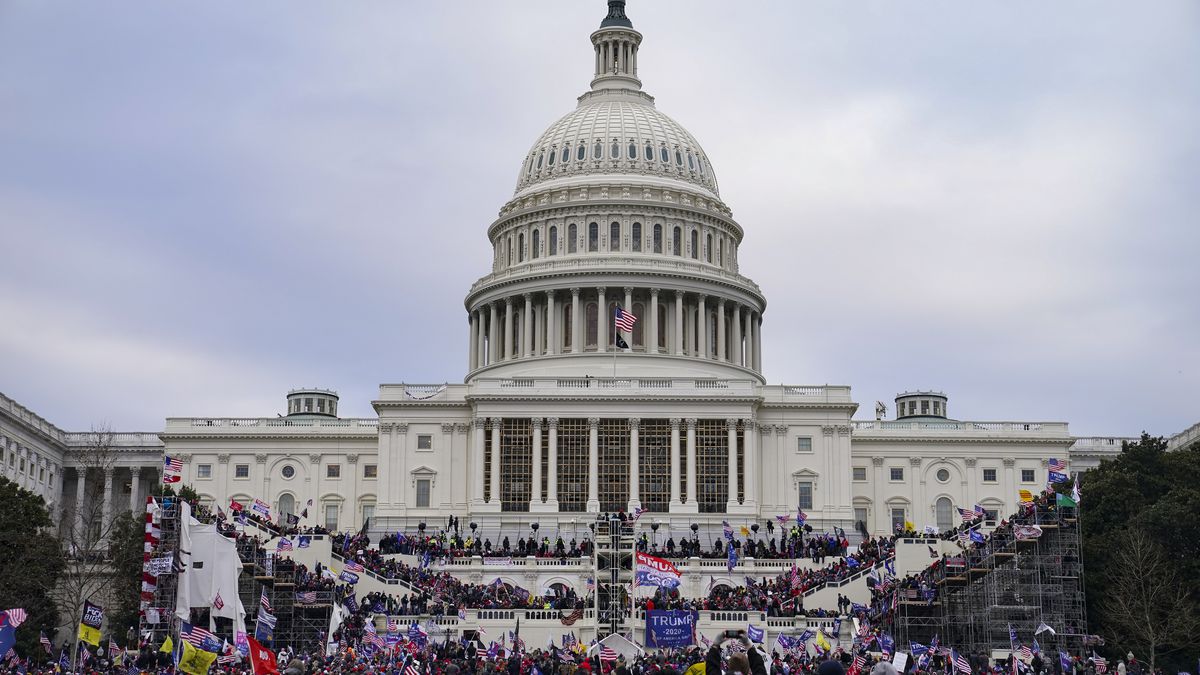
[473,417,487,429]
[717,297,726,308]
[742,419,756,430]
[441,423,456,433]
[397,422,410,434]
[685,418,697,430]
[650,287,659,298]
[836,424,853,435]
[775,425,787,436]
[505,297,513,308]
[871,457,885,466]
[546,289,556,299]
[522,292,532,301]
[909,457,923,467]
[822,425,836,436]
[347,454,359,464]
[531,417,544,430]
[623,286,634,295]
[454,423,470,433]
[726,418,739,430]
[217,453,230,464]
[546,417,559,429]
[1002,457,1016,467]
[309,453,322,464]
[964,457,978,467]
[103,466,115,478]
[379,422,395,433]
[570,287,581,298]
[669,418,681,430]
[489,417,504,428]
[255,453,268,465]
[596,286,607,296]
[628,418,640,430]
[588,417,600,429]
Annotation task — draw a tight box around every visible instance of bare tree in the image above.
[1100,528,1200,671]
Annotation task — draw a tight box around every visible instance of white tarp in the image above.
[586,633,644,661]
[174,502,248,637]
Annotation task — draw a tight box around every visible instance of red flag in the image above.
[230,499,244,512]
[247,636,279,675]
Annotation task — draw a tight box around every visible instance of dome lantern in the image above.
[589,1,643,93]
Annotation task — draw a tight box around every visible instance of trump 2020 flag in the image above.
[635,552,682,589]
[746,624,764,643]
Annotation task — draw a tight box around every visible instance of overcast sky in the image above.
[1,1,1196,437]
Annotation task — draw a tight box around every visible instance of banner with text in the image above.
[645,610,696,648]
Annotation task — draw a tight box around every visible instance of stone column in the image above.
[523,293,534,357]
[547,291,558,356]
[648,289,659,354]
[530,418,543,509]
[743,310,754,370]
[964,458,978,510]
[489,418,502,505]
[753,313,763,370]
[489,302,500,364]
[472,418,486,504]
[726,419,739,510]
[910,456,925,529]
[504,298,515,360]
[673,292,684,355]
[587,418,600,512]
[743,420,757,509]
[623,286,633,340]
[533,301,543,355]
[1003,457,1016,515]
[469,311,479,371]
[571,288,582,354]
[717,299,727,362]
[101,467,114,536]
[732,304,742,366]
[74,468,87,541]
[478,310,488,368]
[668,418,682,509]
[628,418,641,511]
[129,468,141,513]
[697,295,707,358]
[872,457,885,534]
[597,287,608,353]
[547,418,560,509]
[685,419,698,505]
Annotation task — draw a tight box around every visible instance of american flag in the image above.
[295,592,317,604]
[260,589,273,613]
[599,646,619,662]
[344,561,365,573]
[797,508,808,524]
[1,609,26,628]
[957,507,979,523]
[386,619,400,632]
[629,506,647,523]
[181,622,218,647]
[164,456,183,472]
[559,608,584,626]
[277,537,293,551]
[1017,646,1033,661]
[40,632,52,654]
[852,654,867,674]
[613,306,637,333]
[213,592,224,610]
[722,520,734,538]
[1091,654,1107,673]
[775,514,791,524]
[951,649,972,674]
[1049,458,1066,473]
[405,659,422,675]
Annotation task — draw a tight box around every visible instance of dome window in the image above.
[698,157,706,176]
[588,223,599,252]
[562,146,571,164]
[631,222,642,252]
[645,142,654,161]
[547,147,556,166]
[687,151,695,171]
[593,142,603,159]
[660,146,669,163]
[609,222,621,251]
[690,230,698,259]
[548,226,558,256]
[672,226,682,256]
[577,144,587,161]
[675,149,683,166]
[568,224,578,253]
[536,152,544,169]
[653,224,663,253]
[611,141,620,159]
[518,232,525,262]
[531,229,540,259]
[628,142,637,160]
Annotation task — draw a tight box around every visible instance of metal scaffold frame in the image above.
[593,516,635,638]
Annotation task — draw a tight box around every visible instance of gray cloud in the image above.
[0,1,1196,437]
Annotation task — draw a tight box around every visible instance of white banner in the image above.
[482,557,513,566]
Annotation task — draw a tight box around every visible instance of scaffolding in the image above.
[140,498,181,649]
[896,506,1087,655]
[593,516,635,638]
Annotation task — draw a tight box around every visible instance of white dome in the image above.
[514,99,720,198]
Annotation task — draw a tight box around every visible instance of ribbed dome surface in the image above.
[514,99,719,197]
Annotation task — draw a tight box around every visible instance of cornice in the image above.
[463,393,763,405]
[159,431,379,441]
[490,198,741,240]
[849,435,1075,446]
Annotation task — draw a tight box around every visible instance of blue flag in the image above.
[59,650,70,670]
[1059,652,1072,672]
[726,543,738,571]
[298,536,311,549]
[970,529,986,544]
[879,633,894,655]
[846,557,860,568]
[910,642,929,656]
[831,618,842,637]
[747,625,764,643]
[0,623,15,661]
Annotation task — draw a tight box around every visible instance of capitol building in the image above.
[3,1,1196,547]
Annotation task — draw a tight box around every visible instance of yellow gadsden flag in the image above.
[178,640,218,675]
[815,629,831,653]
[1018,489,1034,503]
[684,662,706,675]
[159,636,174,654]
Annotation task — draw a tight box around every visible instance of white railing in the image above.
[167,418,378,432]
[63,432,162,447]
[467,255,764,297]
[0,391,66,442]
[472,377,758,397]
[851,420,1069,434]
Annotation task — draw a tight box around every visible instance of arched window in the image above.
[609,222,620,251]
[675,149,683,166]
[705,233,712,263]
[690,230,698,259]
[660,146,669,163]
[536,151,544,169]
[562,146,571,164]
[645,142,654,161]
[632,302,645,347]
[611,141,620,159]
[628,142,637,159]
[716,238,722,267]
[687,151,695,171]
[278,493,295,517]
[526,156,534,177]
[568,224,578,253]
[698,156,706,176]
[936,497,954,532]
[657,304,668,349]
[709,312,718,358]
[588,223,599,252]
[653,224,663,253]
[672,226,681,256]
[518,232,525,262]
[562,305,572,350]
[531,229,540,259]
[592,142,602,159]
[577,144,586,161]
[548,146,556,166]
[507,236,513,266]
[549,226,558,256]
[585,302,598,347]
[631,223,642,252]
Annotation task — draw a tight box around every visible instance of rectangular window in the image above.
[890,467,904,481]
[363,464,378,478]
[797,481,813,510]
[854,507,868,527]
[852,467,867,481]
[983,509,998,524]
[326,464,341,479]
[197,464,212,479]
[983,468,997,482]
[324,504,338,530]
[362,504,375,524]
[415,479,431,508]
[417,435,433,450]
[1021,469,1035,482]
[235,464,249,479]
[39,467,45,482]
[891,507,906,532]
[796,437,812,453]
